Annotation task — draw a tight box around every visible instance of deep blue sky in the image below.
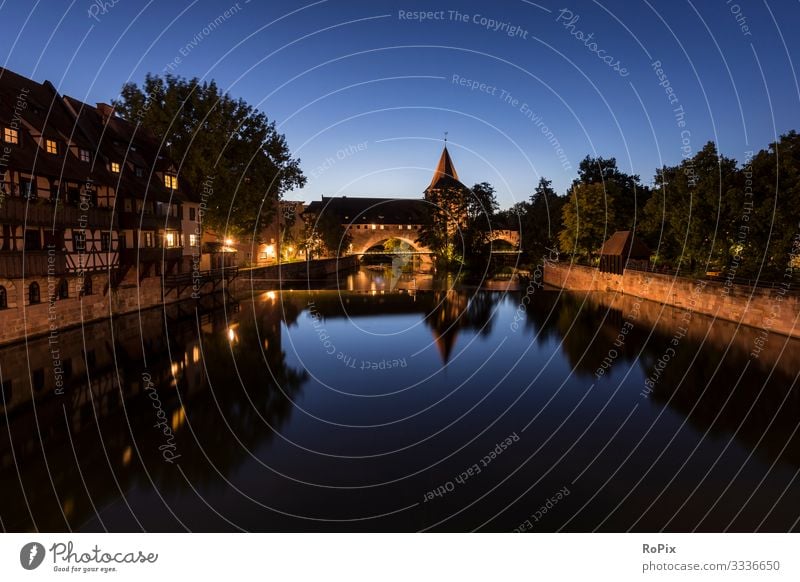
[1,0,798,208]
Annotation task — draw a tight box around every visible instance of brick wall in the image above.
[544,263,800,339]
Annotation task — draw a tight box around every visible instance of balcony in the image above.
[0,196,116,229]
[0,250,67,278]
[119,212,182,231]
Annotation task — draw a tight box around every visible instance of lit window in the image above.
[164,175,178,189]
[165,231,178,248]
[4,128,18,144]
[407,225,412,230]
[111,162,120,173]
[45,139,58,154]
[189,234,200,247]
[371,224,376,230]
[79,149,90,163]
[380,225,385,230]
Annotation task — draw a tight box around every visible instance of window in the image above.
[371,224,376,230]
[165,231,178,248]
[20,179,35,200]
[143,232,154,248]
[0,380,12,406]
[380,225,385,230]
[57,278,69,300]
[407,225,413,230]
[29,282,40,305]
[24,229,40,251]
[124,199,132,213]
[83,276,92,296]
[135,167,144,178]
[32,368,45,392]
[164,174,178,189]
[45,139,58,154]
[4,128,18,144]
[110,162,120,173]
[0,286,6,309]
[73,231,86,252]
[100,232,110,251]
[189,234,200,247]
[79,149,91,163]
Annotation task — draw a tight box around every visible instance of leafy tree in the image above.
[559,182,615,261]
[641,142,740,272]
[521,177,565,261]
[575,155,648,233]
[741,131,800,277]
[113,74,305,238]
[464,182,499,262]
[417,181,469,268]
[302,210,351,259]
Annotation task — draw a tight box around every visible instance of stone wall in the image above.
[235,256,360,290]
[0,272,198,346]
[544,262,800,339]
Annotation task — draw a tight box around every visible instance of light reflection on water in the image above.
[0,269,798,532]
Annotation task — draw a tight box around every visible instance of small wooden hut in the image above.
[598,231,651,275]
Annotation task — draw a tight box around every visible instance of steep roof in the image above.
[426,146,467,192]
[600,230,651,258]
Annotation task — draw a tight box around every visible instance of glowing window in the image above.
[110,162,121,173]
[79,149,90,162]
[45,139,58,154]
[164,175,178,189]
[4,128,18,144]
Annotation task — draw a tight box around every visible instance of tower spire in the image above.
[428,142,460,191]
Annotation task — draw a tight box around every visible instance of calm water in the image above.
[1,269,799,532]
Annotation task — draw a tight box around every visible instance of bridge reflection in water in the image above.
[0,280,798,532]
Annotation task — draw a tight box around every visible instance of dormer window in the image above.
[45,139,58,154]
[4,128,18,144]
[164,174,178,189]
[79,149,91,163]
[110,162,121,173]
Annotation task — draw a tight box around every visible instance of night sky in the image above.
[1,0,797,207]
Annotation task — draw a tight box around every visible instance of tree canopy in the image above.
[113,74,305,238]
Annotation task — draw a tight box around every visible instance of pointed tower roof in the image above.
[427,146,466,192]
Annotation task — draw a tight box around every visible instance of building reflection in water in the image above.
[0,295,306,531]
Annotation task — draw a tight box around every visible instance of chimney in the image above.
[96,102,115,122]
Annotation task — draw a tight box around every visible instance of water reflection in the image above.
[0,283,797,532]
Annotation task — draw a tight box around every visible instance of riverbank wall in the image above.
[544,262,800,339]
[235,255,360,290]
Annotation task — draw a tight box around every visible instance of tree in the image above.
[575,155,648,233]
[464,182,499,263]
[114,74,305,238]
[302,211,351,259]
[641,142,740,272]
[417,181,469,268]
[521,177,565,261]
[559,182,615,261]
